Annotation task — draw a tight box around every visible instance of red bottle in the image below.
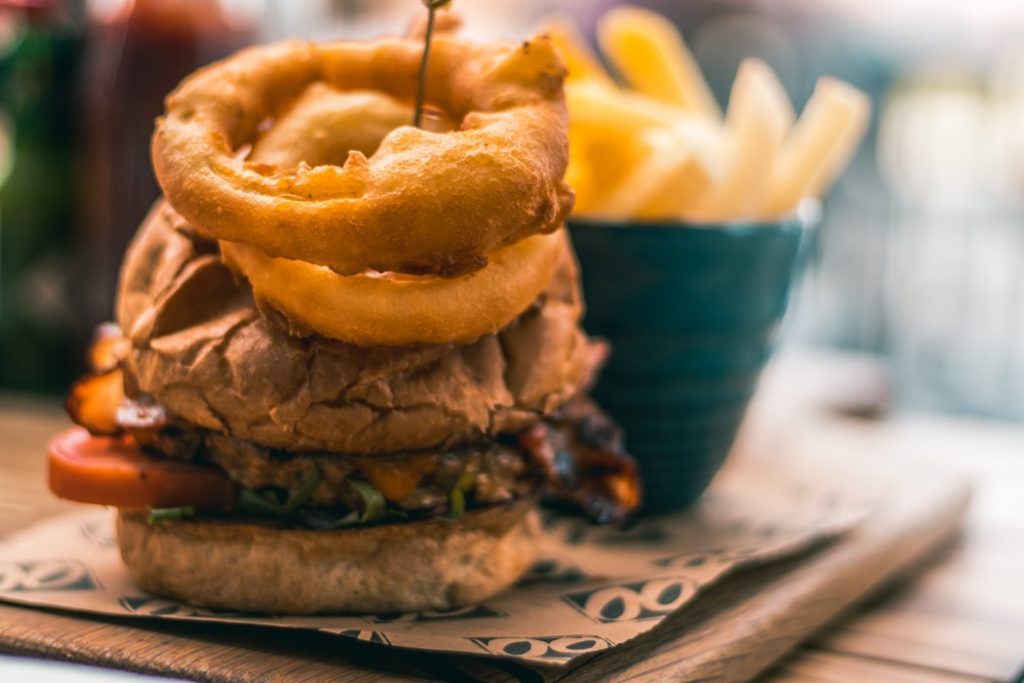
[79,0,256,329]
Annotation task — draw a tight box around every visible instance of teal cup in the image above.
[568,216,808,513]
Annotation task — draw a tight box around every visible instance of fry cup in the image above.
[569,208,813,513]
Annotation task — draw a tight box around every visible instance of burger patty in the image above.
[107,382,642,525]
[202,432,536,511]
[125,413,539,514]
[120,393,641,524]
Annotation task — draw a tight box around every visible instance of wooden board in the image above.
[0,398,971,682]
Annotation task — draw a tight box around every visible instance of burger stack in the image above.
[50,30,639,614]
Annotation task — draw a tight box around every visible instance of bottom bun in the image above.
[117,502,540,614]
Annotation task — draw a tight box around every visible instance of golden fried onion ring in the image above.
[249,83,417,167]
[153,37,574,276]
[216,56,565,347]
[221,231,565,346]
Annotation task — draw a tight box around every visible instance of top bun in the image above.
[116,201,592,455]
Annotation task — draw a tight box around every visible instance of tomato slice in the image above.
[48,427,236,511]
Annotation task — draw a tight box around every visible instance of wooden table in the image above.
[0,351,1022,682]
[747,351,1024,683]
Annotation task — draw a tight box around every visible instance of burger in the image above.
[49,28,639,615]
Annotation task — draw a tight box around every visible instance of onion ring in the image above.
[249,83,416,167]
[153,36,574,276]
[220,230,566,346]
[222,74,564,346]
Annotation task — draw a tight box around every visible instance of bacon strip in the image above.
[519,395,641,524]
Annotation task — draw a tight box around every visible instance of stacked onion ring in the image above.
[152,36,575,346]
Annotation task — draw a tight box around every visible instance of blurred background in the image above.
[1,0,1023,423]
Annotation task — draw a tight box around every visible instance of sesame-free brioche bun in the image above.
[116,201,591,455]
[117,501,539,614]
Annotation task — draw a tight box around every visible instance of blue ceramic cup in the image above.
[568,215,809,513]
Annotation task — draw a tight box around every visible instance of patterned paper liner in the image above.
[0,466,871,667]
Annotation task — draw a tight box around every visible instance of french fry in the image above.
[564,81,666,216]
[691,59,794,221]
[590,122,721,220]
[598,6,721,120]
[760,76,871,217]
[552,7,868,222]
[565,81,725,218]
[567,79,685,132]
[567,124,649,217]
[543,19,616,86]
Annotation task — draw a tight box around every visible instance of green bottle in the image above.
[0,1,85,394]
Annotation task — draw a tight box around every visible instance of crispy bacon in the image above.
[65,368,124,436]
[87,323,130,373]
[519,395,641,524]
[67,325,134,437]
[118,399,203,462]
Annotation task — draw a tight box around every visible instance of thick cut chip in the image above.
[544,19,615,86]
[760,76,871,217]
[692,59,795,221]
[598,6,721,119]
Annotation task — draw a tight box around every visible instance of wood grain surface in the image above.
[0,351,1020,683]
